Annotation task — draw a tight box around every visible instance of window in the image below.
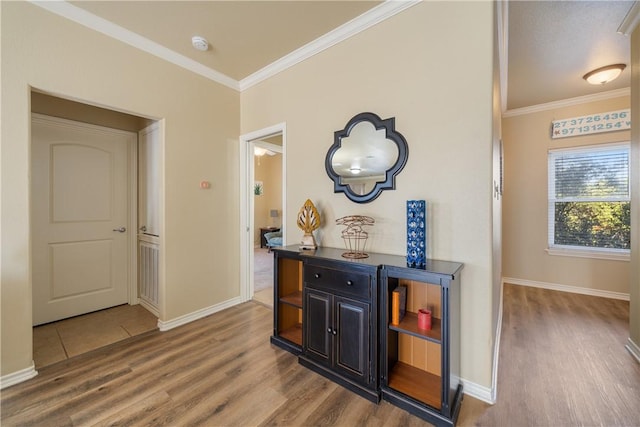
[548,143,630,258]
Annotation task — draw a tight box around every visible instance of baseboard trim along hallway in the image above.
[158,296,244,331]
[0,362,37,390]
[503,277,630,301]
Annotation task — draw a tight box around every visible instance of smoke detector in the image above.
[191,36,209,52]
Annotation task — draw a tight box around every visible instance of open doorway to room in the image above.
[252,136,283,307]
[239,124,286,309]
[30,91,162,369]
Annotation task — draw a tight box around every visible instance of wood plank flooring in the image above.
[2,284,639,426]
[476,284,640,426]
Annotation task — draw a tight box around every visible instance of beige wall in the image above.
[242,1,497,388]
[254,153,283,244]
[630,26,639,352]
[1,1,240,375]
[502,97,630,295]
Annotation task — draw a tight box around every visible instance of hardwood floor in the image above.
[476,284,640,426]
[2,284,638,426]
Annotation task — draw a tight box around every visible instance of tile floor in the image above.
[33,304,158,369]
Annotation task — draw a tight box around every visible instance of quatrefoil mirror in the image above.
[325,112,409,203]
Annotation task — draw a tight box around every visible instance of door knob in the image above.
[112,227,126,233]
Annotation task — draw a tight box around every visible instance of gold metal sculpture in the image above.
[336,215,375,259]
[297,199,320,250]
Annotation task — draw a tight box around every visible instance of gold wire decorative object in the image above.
[336,215,375,259]
[297,199,320,250]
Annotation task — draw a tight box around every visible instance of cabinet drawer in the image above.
[304,264,370,300]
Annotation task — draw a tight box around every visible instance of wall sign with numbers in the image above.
[551,109,630,139]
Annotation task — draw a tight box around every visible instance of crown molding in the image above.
[30,0,419,94]
[239,0,421,91]
[29,1,240,91]
[618,1,640,36]
[502,88,631,118]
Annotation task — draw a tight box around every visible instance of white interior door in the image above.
[31,114,134,325]
[138,122,160,237]
[137,122,161,314]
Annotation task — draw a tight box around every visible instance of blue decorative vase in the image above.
[406,200,426,268]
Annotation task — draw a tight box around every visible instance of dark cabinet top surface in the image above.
[273,245,463,279]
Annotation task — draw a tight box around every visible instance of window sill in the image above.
[546,247,630,261]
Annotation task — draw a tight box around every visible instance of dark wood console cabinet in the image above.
[301,258,378,402]
[270,246,463,426]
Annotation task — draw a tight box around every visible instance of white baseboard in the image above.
[503,277,630,301]
[1,362,38,390]
[462,379,494,404]
[626,338,640,363]
[157,296,243,331]
[138,298,159,318]
[489,281,504,404]
[462,280,502,405]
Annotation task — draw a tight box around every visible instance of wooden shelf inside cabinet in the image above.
[272,249,305,354]
[381,261,463,427]
[279,290,302,308]
[389,312,442,343]
[279,323,302,346]
[388,362,441,410]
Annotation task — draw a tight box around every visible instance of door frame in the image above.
[239,122,287,302]
[30,113,139,319]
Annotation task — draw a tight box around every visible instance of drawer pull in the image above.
[314,273,321,279]
[346,280,353,286]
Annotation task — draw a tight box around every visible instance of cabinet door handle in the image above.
[327,327,333,334]
[332,329,337,335]
[346,280,353,286]
[314,273,321,279]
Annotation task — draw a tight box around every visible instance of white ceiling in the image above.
[49,1,639,111]
[507,0,635,111]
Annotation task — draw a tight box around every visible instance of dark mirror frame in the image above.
[325,112,409,203]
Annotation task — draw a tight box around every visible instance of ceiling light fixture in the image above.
[191,36,209,52]
[583,64,626,85]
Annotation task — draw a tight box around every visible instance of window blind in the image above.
[548,143,630,251]
[551,145,629,201]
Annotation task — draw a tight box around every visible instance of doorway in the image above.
[30,90,162,364]
[253,136,283,307]
[239,123,286,306]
